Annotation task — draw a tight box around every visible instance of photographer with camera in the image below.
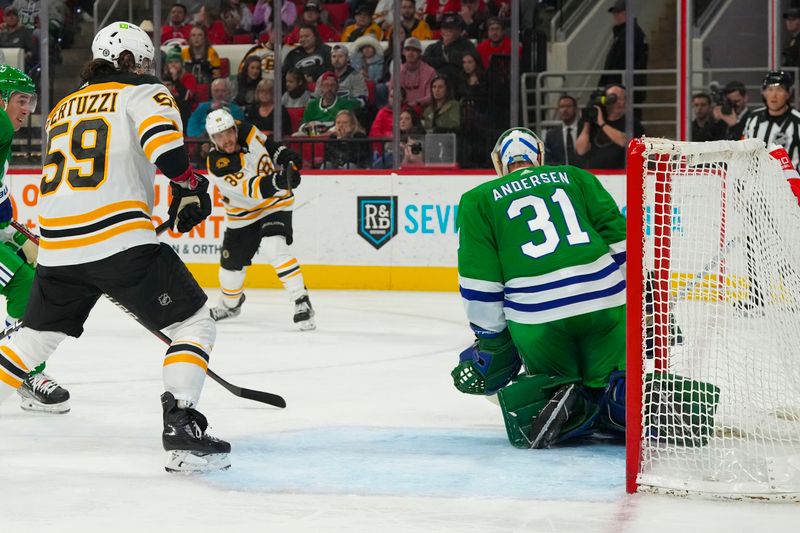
[691,93,726,142]
[576,84,644,169]
[711,80,752,140]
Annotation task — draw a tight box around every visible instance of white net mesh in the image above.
[635,138,800,499]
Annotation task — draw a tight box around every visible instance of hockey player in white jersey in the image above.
[0,22,230,472]
[204,108,315,330]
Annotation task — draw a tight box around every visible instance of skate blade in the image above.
[297,318,316,331]
[19,398,71,414]
[165,450,231,473]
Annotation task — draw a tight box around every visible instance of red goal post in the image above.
[625,137,800,501]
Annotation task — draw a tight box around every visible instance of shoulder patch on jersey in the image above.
[208,151,242,175]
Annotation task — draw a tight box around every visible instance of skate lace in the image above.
[30,373,59,395]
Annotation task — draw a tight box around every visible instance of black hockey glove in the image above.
[273,144,302,169]
[168,173,212,233]
[272,164,301,190]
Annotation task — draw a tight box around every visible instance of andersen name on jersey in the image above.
[457,165,627,331]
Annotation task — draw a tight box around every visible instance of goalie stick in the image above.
[10,220,287,409]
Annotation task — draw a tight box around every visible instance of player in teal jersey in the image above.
[452,127,626,448]
[0,65,70,413]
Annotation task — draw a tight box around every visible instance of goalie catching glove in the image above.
[168,173,212,233]
[451,328,522,395]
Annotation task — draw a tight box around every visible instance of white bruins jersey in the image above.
[206,122,294,229]
[38,73,186,266]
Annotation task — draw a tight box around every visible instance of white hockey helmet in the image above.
[206,108,237,148]
[491,127,545,176]
[92,21,155,73]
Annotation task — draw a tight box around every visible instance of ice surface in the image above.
[1,290,798,532]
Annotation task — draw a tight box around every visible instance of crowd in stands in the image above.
[154,0,518,169]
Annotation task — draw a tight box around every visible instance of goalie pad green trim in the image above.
[497,374,583,448]
[643,372,720,447]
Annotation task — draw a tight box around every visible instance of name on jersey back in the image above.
[492,170,571,201]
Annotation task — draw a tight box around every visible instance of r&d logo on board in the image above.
[357,196,398,249]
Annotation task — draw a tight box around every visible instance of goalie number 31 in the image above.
[506,190,590,259]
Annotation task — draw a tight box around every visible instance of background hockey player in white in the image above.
[204,108,315,330]
[0,22,230,472]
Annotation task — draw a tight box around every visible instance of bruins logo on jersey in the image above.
[208,151,243,175]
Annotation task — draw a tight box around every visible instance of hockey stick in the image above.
[11,220,287,408]
[674,238,738,302]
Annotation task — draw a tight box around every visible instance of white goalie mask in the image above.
[491,127,545,176]
[206,108,237,149]
[92,21,155,74]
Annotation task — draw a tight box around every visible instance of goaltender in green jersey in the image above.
[452,127,626,449]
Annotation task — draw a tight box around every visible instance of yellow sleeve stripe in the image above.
[143,131,184,161]
[163,353,209,371]
[39,220,155,250]
[0,368,23,389]
[138,115,178,137]
[225,193,293,215]
[246,125,257,146]
[0,346,28,372]
[39,200,150,227]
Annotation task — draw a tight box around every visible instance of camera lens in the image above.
[410,143,422,154]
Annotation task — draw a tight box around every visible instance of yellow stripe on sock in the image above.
[0,367,22,389]
[0,346,28,372]
[163,353,208,371]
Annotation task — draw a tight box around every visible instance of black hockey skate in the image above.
[161,392,231,473]
[529,383,580,449]
[17,372,71,414]
[209,293,246,322]
[293,294,316,331]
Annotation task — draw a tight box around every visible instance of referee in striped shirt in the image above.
[744,70,800,167]
[738,70,800,313]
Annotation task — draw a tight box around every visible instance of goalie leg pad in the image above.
[643,372,721,447]
[598,370,626,432]
[497,374,581,448]
[452,331,521,395]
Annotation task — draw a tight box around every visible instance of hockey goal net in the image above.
[626,138,800,500]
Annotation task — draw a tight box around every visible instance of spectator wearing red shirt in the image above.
[476,17,511,69]
[424,0,461,29]
[284,1,339,45]
[162,2,193,44]
[197,4,229,45]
